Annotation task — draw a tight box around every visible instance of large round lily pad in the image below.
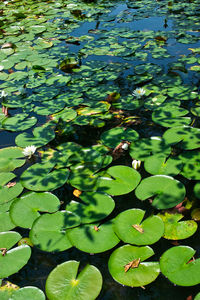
[158,212,197,240]
[160,246,200,286]
[30,211,80,252]
[108,244,160,287]
[20,162,69,191]
[0,245,31,278]
[135,175,186,209]
[45,261,102,300]
[10,192,60,228]
[97,166,141,196]
[66,191,115,223]
[10,287,45,300]
[114,209,164,245]
[67,221,120,253]
[100,127,139,148]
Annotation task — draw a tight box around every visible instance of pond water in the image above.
[0,0,200,299]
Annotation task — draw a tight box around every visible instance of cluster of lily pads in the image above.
[0,0,200,299]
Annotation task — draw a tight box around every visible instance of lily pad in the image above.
[20,162,69,191]
[45,261,102,300]
[0,147,25,172]
[100,127,139,148]
[66,191,115,224]
[144,154,183,176]
[0,172,23,212]
[158,212,197,240]
[15,124,55,148]
[163,126,200,150]
[67,221,120,253]
[108,244,160,287]
[10,192,60,228]
[0,245,31,278]
[10,287,45,300]
[2,114,37,132]
[0,231,21,250]
[135,175,186,209]
[97,166,141,196]
[30,211,80,252]
[160,246,200,286]
[114,209,164,245]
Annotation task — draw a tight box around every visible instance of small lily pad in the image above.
[158,212,197,240]
[160,246,200,286]
[2,114,37,132]
[108,244,160,287]
[101,127,139,148]
[45,261,102,300]
[114,209,164,245]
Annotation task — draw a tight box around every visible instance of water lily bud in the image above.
[122,143,129,150]
[0,90,8,98]
[132,159,141,170]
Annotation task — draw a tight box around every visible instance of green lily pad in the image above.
[15,124,55,148]
[114,209,164,245]
[0,172,23,213]
[108,245,160,287]
[10,192,60,228]
[180,151,200,180]
[194,182,200,199]
[135,175,186,209]
[10,287,45,300]
[45,261,102,300]
[160,246,200,286]
[0,245,31,278]
[144,154,183,176]
[30,211,80,252]
[100,127,139,148]
[163,126,200,150]
[0,212,15,232]
[20,162,69,191]
[195,292,200,300]
[0,147,25,172]
[158,212,197,240]
[67,221,120,253]
[129,137,171,161]
[0,231,21,250]
[152,106,191,127]
[66,191,115,224]
[97,166,141,196]
[2,114,37,132]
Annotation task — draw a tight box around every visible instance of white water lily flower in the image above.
[132,88,146,98]
[122,143,129,150]
[132,159,141,170]
[0,90,8,98]
[22,145,37,158]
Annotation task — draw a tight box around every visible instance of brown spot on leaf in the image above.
[124,258,141,272]
[132,224,144,233]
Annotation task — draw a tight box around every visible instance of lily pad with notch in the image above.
[114,208,164,245]
[135,175,186,209]
[67,221,120,253]
[30,211,80,252]
[108,244,160,287]
[160,246,200,286]
[158,212,197,240]
[2,114,37,132]
[45,261,102,300]
[20,161,69,191]
[10,192,60,228]
[66,191,115,224]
